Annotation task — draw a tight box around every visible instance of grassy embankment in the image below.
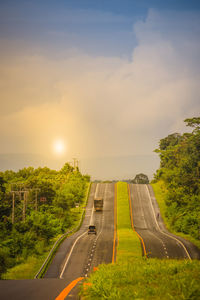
[152,180,200,250]
[80,182,200,300]
[2,183,91,279]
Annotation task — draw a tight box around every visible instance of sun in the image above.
[53,139,66,155]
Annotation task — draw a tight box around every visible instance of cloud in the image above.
[0,9,200,163]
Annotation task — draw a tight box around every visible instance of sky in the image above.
[0,0,200,179]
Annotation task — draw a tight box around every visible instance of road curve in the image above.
[0,183,116,300]
[129,184,200,259]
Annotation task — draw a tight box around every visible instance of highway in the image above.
[129,184,200,259]
[1,182,200,300]
[0,183,116,300]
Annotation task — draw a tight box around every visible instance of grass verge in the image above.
[80,182,200,300]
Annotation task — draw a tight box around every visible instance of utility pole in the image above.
[72,158,79,170]
[11,192,15,224]
[34,188,40,211]
[23,191,27,221]
[76,160,79,170]
[72,158,77,169]
[11,184,29,222]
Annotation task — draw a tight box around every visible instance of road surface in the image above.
[0,183,116,300]
[129,184,200,259]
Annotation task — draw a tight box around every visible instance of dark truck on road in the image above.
[94,197,103,211]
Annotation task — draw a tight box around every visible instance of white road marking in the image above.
[83,183,108,275]
[60,231,87,278]
[136,184,148,229]
[145,185,191,260]
[148,229,168,256]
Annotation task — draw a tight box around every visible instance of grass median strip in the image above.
[117,182,141,261]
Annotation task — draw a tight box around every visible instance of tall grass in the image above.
[81,258,200,300]
[2,256,47,280]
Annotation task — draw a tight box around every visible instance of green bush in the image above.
[0,248,9,278]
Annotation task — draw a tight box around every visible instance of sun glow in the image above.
[53,139,66,155]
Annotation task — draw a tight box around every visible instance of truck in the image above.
[94,197,103,211]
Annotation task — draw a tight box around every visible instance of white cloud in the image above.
[0,9,200,161]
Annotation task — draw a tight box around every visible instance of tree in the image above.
[184,117,200,131]
[153,117,200,239]
[132,174,149,184]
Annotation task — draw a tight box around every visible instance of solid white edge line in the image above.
[60,183,101,278]
[145,185,192,260]
[60,231,87,278]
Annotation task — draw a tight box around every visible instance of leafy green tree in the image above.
[184,117,200,131]
[132,174,149,184]
[154,117,200,239]
[0,162,90,277]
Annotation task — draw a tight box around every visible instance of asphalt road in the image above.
[0,183,116,300]
[130,184,200,259]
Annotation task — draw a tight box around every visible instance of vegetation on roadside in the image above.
[80,181,200,300]
[152,117,200,242]
[0,163,90,279]
[81,258,200,300]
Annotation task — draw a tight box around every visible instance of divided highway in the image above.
[129,184,200,259]
[0,182,199,300]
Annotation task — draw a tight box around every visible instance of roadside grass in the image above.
[2,256,47,279]
[152,180,200,250]
[81,259,200,300]
[80,182,200,300]
[3,182,91,280]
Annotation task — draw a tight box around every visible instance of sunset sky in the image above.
[0,0,200,179]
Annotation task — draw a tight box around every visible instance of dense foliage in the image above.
[153,117,200,240]
[131,173,149,184]
[0,163,90,278]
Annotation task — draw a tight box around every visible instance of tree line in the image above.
[153,117,200,240]
[0,163,90,278]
